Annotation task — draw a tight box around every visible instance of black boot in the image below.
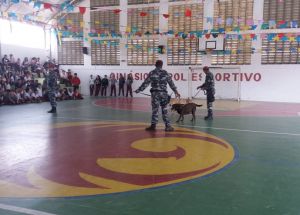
[47,106,57,113]
[165,126,174,132]
[145,124,156,131]
[204,110,213,120]
[204,115,213,120]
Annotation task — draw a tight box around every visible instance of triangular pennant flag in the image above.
[212,33,218,38]
[205,34,211,39]
[185,8,192,17]
[140,12,147,17]
[44,3,53,11]
[278,33,284,38]
[163,14,169,18]
[79,7,86,15]
[113,9,121,14]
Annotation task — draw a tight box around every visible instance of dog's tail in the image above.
[196,104,203,107]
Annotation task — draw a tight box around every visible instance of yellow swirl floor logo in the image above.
[0,122,236,197]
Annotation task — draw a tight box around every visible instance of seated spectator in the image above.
[16,89,24,104]
[72,89,83,100]
[24,89,32,103]
[36,85,43,100]
[61,88,72,100]
[31,90,39,103]
[4,90,17,105]
[55,90,63,101]
[0,88,5,105]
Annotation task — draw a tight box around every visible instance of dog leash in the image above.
[192,89,202,98]
[138,91,175,98]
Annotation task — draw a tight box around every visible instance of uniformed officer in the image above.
[197,66,215,120]
[47,64,58,113]
[135,60,180,131]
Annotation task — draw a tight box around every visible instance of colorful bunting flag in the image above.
[185,9,192,17]
[43,3,53,12]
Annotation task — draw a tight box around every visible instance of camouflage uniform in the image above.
[200,70,215,119]
[136,68,178,128]
[47,69,58,109]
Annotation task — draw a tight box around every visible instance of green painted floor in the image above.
[0,97,300,215]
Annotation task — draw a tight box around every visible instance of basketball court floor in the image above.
[0,97,300,215]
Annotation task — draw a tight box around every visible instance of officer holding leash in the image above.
[197,66,215,120]
[135,60,180,131]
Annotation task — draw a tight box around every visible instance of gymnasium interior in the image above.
[1,0,300,214]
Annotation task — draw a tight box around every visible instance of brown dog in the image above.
[171,103,203,122]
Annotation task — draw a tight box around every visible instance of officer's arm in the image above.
[136,73,151,93]
[199,75,211,90]
[166,73,180,96]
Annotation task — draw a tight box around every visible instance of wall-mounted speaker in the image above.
[158,45,165,54]
[82,47,88,55]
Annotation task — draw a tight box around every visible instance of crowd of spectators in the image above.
[0,54,83,106]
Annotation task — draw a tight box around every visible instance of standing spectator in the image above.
[59,69,68,85]
[22,57,29,71]
[9,54,16,70]
[89,74,95,96]
[36,58,41,67]
[15,58,21,72]
[47,64,58,113]
[2,55,9,71]
[66,69,73,87]
[9,54,15,63]
[71,73,81,92]
[101,75,109,96]
[126,73,133,97]
[118,74,125,96]
[30,57,37,72]
[110,74,117,97]
[94,75,101,96]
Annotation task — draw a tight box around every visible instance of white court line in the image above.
[54,116,300,137]
[0,203,56,215]
[179,124,300,136]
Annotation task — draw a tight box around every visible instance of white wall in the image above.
[0,19,51,62]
